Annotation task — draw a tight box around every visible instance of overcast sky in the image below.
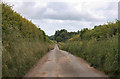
[3,0,119,36]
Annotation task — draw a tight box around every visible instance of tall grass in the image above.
[59,21,119,78]
[2,38,53,77]
[3,40,53,77]
[59,35,119,78]
[2,3,54,77]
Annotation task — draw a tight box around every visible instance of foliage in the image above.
[49,29,80,42]
[2,3,54,77]
[59,21,119,78]
[48,35,55,40]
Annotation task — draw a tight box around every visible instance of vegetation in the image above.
[1,2,120,78]
[49,29,80,42]
[2,3,54,77]
[58,21,119,78]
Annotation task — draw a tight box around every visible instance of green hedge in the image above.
[59,21,119,78]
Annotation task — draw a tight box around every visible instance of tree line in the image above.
[49,29,80,42]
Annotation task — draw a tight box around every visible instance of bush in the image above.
[2,3,54,77]
[59,21,119,78]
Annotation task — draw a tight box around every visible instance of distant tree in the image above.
[80,28,88,39]
[48,35,55,40]
[52,29,79,42]
[56,36,63,42]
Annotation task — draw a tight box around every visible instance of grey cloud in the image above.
[16,2,106,22]
[15,2,37,18]
[43,10,104,22]
[93,2,117,21]
[47,2,68,11]
[42,2,105,22]
[11,1,117,35]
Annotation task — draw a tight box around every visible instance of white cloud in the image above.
[3,0,118,35]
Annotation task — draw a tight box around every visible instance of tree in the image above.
[56,36,62,42]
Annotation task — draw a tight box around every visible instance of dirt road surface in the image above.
[25,44,108,77]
